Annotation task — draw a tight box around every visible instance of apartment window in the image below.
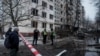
[32,0,38,3]
[50,14,53,19]
[50,24,53,29]
[42,23,46,28]
[42,12,46,18]
[50,0,53,2]
[31,8,38,16]
[49,5,53,10]
[70,0,73,5]
[61,4,63,8]
[61,18,63,22]
[61,11,63,14]
[61,25,63,29]
[42,1,47,8]
[31,21,38,27]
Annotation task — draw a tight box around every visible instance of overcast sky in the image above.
[81,0,97,21]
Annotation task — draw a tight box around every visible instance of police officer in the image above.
[42,29,48,44]
[50,29,56,45]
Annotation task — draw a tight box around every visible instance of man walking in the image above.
[42,29,48,44]
[33,28,40,45]
[9,27,19,56]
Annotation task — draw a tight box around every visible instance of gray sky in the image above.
[81,0,97,21]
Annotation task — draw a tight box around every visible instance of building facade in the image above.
[2,0,85,36]
[65,0,85,30]
[28,0,55,32]
[3,0,55,35]
[54,0,67,30]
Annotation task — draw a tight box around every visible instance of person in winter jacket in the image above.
[5,27,12,38]
[9,27,19,56]
[50,29,56,45]
[42,29,48,44]
[33,28,40,45]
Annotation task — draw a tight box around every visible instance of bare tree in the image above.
[95,0,100,44]
[0,0,33,27]
[92,0,100,28]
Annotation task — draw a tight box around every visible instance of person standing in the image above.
[4,27,12,49]
[42,29,48,44]
[33,28,40,45]
[50,29,56,45]
[9,27,19,56]
[5,27,12,38]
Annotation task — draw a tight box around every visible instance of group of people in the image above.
[4,27,56,56]
[4,27,19,56]
[33,28,56,45]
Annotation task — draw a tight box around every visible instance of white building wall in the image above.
[54,0,67,29]
[18,0,55,33]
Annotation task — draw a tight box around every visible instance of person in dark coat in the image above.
[33,28,40,45]
[42,29,48,44]
[9,27,19,56]
[5,27,12,38]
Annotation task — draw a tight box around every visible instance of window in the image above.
[32,0,38,3]
[50,14,53,19]
[50,24,53,29]
[42,1,47,8]
[42,12,46,18]
[50,0,53,2]
[61,11,63,14]
[49,5,53,10]
[31,8,38,16]
[31,21,38,28]
[61,4,63,8]
[70,0,73,5]
[61,25,63,29]
[61,18,63,22]
[42,23,46,28]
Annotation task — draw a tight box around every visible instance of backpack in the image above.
[4,34,11,49]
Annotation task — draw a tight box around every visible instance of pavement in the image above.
[0,37,67,56]
[84,37,100,56]
[0,36,100,56]
[85,52,99,56]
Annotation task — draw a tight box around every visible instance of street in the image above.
[0,37,100,56]
[0,0,100,56]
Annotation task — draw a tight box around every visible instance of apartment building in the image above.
[54,0,67,30]
[2,0,85,36]
[28,0,55,32]
[66,0,85,29]
[2,0,55,36]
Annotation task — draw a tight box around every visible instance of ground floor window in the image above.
[31,21,38,28]
[50,24,53,29]
[42,22,46,28]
